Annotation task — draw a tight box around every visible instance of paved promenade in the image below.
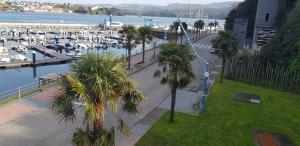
[0,35,220,146]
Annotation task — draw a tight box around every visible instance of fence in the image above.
[0,79,56,102]
[225,57,300,94]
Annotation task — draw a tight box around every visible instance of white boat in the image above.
[105,21,124,28]
[17,45,28,53]
[0,54,11,63]
[0,47,11,63]
[67,48,83,58]
[12,54,26,61]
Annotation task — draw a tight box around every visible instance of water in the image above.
[0,64,70,92]
[0,12,225,92]
[0,12,225,28]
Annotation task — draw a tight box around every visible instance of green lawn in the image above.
[135,80,300,146]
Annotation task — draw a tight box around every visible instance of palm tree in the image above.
[138,26,153,63]
[194,20,205,39]
[212,31,238,83]
[214,21,219,33]
[52,53,145,146]
[170,21,188,44]
[208,22,214,34]
[120,25,138,70]
[154,43,195,122]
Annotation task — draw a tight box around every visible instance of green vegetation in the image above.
[212,31,238,83]
[136,80,300,146]
[52,53,145,146]
[194,20,205,39]
[138,26,153,63]
[169,21,188,44]
[154,43,195,122]
[262,1,300,66]
[120,25,139,70]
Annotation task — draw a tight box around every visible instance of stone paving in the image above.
[159,90,204,115]
[0,35,220,146]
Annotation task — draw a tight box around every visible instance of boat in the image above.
[0,47,11,63]
[67,48,83,58]
[17,45,28,53]
[12,54,26,61]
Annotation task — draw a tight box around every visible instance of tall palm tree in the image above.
[208,22,214,34]
[212,31,238,83]
[52,53,145,146]
[120,25,138,70]
[138,26,153,63]
[154,43,195,122]
[170,21,188,44]
[214,21,219,33]
[194,20,205,39]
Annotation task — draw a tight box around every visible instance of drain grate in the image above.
[233,92,262,104]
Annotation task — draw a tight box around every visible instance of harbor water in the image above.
[0,12,224,93]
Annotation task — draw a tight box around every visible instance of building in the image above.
[233,18,252,49]
[253,0,279,47]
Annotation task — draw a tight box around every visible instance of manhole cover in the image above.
[253,130,295,146]
[233,92,262,104]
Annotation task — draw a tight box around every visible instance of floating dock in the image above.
[0,45,74,69]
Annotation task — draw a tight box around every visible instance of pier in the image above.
[0,45,74,69]
[0,22,98,32]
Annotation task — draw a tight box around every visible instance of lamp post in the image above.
[179,22,211,112]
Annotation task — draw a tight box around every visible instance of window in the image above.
[265,13,270,22]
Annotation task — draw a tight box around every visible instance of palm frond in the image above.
[72,128,93,146]
[122,90,145,115]
[153,69,161,77]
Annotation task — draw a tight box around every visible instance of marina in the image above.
[0,12,223,93]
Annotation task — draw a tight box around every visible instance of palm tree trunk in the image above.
[180,34,183,44]
[142,40,145,63]
[170,86,177,122]
[128,48,131,70]
[93,101,105,134]
[220,57,226,83]
[175,33,178,44]
[170,70,178,123]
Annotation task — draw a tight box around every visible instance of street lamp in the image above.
[179,22,211,112]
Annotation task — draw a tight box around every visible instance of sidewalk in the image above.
[0,46,166,146]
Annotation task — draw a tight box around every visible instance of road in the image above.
[0,35,220,146]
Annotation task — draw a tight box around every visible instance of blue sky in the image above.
[25,0,240,5]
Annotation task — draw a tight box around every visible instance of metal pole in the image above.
[179,22,211,113]
[201,63,209,112]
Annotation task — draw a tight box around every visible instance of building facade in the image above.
[253,0,279,47]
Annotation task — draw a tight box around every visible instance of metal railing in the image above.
[0,79,55,102]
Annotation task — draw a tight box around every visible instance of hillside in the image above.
[100,1,237,19]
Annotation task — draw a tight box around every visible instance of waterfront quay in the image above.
[0,22,98,32]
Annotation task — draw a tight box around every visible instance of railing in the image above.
[0,79,56,102]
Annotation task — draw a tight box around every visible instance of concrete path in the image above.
[0,35,220,146]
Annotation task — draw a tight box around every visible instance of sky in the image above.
[24,0,240,5]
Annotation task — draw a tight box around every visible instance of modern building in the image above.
[253,0,279,47]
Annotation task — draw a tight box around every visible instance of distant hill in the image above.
[100,1,238,19]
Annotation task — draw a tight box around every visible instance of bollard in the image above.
[32,51,36,66]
